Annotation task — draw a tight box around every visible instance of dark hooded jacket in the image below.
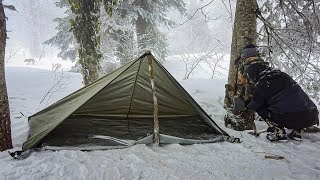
[246,63,319,129]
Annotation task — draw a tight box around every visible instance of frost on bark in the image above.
[0,1,13,151]
[224,0,257,131]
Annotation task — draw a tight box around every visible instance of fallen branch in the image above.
[253,151,286,161]
[265,154,285,160]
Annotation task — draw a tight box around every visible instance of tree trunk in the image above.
[69,0,101,85]
[80,56,100,86]
[0,1,13,151]
[224,0,257,131]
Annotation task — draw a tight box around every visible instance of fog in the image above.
[4,0,235,70]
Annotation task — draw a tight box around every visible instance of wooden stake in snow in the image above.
[147,51,160,146]
[264,154,285,160]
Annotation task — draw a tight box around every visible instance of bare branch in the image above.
[221,0,233,23]
[176,0,217,27]
[4,5,18,12]
[40,68,69,106]
[256,9,320,76]
[5,48,20,63]
[285,0,313,42]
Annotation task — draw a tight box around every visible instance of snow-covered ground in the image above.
[1,59,320,180]
[5,67,83,147]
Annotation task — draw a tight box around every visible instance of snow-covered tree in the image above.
[168,0,218,55]
[224,0,257,130]
[44,1,76,62]
[133,0,186,61]
[0,1,14,151]
[99,0,186,63]
[11,0,61,58]
[224,0,320,130]
[47,0,186,71]
[67,0,116,85]
[44,12,77,62]
[258,0,320,102]
[99,6,137,65]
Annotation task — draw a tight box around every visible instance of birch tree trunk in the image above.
[147,52,159,146]
[0,0,13,151]
[224,0,257,130]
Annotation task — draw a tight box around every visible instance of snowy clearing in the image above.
[1,64,320,180]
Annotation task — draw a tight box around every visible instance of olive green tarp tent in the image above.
[23,52,229,150]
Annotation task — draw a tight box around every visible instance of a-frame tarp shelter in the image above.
[23,52,228,150]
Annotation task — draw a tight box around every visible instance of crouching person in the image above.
[244,63,319,141]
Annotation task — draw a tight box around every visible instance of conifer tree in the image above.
[68,0,116,85]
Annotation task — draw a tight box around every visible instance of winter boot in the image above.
[288,129,302,141]
[265,120,277,133]
[266,127,288,142]
[267,126,276,133]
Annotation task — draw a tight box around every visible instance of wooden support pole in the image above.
[147,51,160,146]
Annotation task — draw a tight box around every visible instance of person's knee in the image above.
[257,108,270,120]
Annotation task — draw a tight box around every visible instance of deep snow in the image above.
[1,60,320,180]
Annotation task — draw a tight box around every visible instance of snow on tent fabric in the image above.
[23,52,228,150]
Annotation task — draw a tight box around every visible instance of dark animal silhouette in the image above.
[24,58,35,65]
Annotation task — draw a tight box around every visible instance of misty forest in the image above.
[0,0,320,179]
